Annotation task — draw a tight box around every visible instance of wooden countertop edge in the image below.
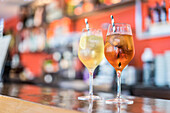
[0,95,81,113]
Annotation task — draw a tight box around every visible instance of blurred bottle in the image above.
[94,58,114,86]
[34,6,44,27]
[160,0,167,22]
[145,7,152,31]
[65,0,75,16]
[43,58,59,74]
[103,0,121,5]
[168,0,170,21]
[155,54,166,87]
[25,7,34,28]
[11,54,20,69]
[122,66,136,85]
[65,0,83,16]
[164,50,170,87]
[153,2,161,23]
[83,0,94,13]
[0,18,4,38]
[141,48,154,85]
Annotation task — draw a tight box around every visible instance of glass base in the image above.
[106,98,134,104]
[78,95,102,100]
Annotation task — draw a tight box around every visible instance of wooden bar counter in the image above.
[0,83,169,113]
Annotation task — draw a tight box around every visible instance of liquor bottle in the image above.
[153,2,161,22]
[168,0,170,21]
[141,48,154,85]
[155,54,166,87]
[145,7,152,31]
[94,58,114,86]
[164,51,170,87]
[160,0,167,22]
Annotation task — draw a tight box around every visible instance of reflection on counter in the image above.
[1,0,170,101]
[0,83,170,113]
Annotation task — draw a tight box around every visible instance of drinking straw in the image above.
[110,15,115,32]
[85,18,89,30]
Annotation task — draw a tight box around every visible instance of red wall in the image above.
[4,16,19,33]
[20,53,51,76]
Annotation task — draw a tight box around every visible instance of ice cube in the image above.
[80,49,90,57]
[113,38,120,47]
[91,50,95,58]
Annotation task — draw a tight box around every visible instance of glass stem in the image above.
[89,69,94,98]
[117,70,122,99]
[88,99,93,113]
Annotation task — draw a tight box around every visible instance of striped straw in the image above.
[110,15,115,32]
[85,18,89,30]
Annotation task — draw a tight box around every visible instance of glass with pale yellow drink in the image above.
[78,28,104,100]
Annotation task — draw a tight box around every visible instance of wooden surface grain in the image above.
[0,95,81,113]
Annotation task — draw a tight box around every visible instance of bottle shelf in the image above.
[141,22,170,39]
[67,0,135,20]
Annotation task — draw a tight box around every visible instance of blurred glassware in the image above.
[44,74,53,84]
[155,54,166,86]
[53,52,61,62]
[121,66,136,86]
[11,54,20,69]
[141,48,154,85]
[18,28,46,53]
[93,58,114,86]
[164,50,170,87]
[43,59,59,73]
[0,18,4,38]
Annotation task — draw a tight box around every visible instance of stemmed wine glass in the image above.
[78,28,104,100]
[104,23,135,104]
